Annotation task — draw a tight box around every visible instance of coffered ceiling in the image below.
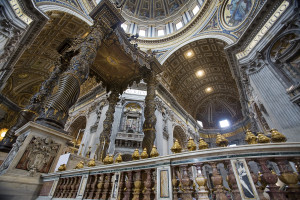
[161,38,243,128]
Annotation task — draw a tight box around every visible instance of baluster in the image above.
[71,177,79,198]
[133,170,142,200]
[62,177,70,198]
[195,163,209,200]
[246,159,268,200]
[95,174,104,199]
[58,178,66,198]
[53,178,62,197]
[171,166,179,200]
[123,171,133,200]
[257,158,287,200]
[180,165,193,200]
[275,157,300,199]
[118,172,125,200]
[209,162,228,200]
[143,169,153,200]
[66,177,73,198]
[84,175,93,199]
[75,176,82,197]
[88,175,98,199]
[67,177,75,198]
[102,173,113,199]
[225,161,241,200]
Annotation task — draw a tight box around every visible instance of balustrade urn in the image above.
[195,163,209,200]
[216,133,228,147]
[187,137,197,151]
[257,132,271,143]
[257,158,287,200]
[132,149,140,160]
[198,138,209,150]
[210,162,228,200]
[225,161,241,200]
[150,145,159,157]
[115,153,123,163]
[270,129,287,143]
[141,148,149,159]
[245,129,258,144]
[171,139,182,153]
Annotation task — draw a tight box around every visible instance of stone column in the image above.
[36,23,104,129]
[142,70,157,154]
[98,88,119,161]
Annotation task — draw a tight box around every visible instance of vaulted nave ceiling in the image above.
[161,38,243,129]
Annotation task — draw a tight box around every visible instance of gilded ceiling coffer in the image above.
[0,54,72,152]
[142,68,157,154]
[36,23,105,129]
[97,87,119,161]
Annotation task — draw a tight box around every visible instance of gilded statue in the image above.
[216,133,228,147]
[187,137,196,151]
[257,132,271,143]
[87,158,96,167]
[141,148,149,159]
[75,161,84,169]
[150,145,159,157]
[171,139,182,153]
[245,129,258,144]
[270,129,287,143]
[58,164,66,171]
[198,138,209,150]
[132,149,140,160]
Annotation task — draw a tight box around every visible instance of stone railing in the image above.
[116,132,144,141]
[37,143,300,200]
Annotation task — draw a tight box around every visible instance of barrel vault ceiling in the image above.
[161,38,243,129]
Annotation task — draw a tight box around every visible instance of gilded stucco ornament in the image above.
[245,129,257,144]
[87,158,96,167]
[270,129,286,143]
[75,161,84,169]
[115,153,122,163]
[187,137,196,151]
[198,138,209,150]
[141,148,149,159]
[132,149,140,160]
[58,164,66,171]
[216,133,228,147]
[150,145,159,158]
[257,132,271,143]
[171,139,182,153]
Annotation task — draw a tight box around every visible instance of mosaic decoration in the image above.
[223,0,253,27]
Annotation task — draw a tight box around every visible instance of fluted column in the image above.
[98,88,119,161]
[257,158,287,200]
[142,70,157,154]
[37,23,104,129]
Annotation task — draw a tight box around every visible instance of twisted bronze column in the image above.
[0,52,74,152]
[37,24,104,129]
[98,88,119,161]
[142,70,157,154]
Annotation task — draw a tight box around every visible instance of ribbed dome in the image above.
[118,0,205,38]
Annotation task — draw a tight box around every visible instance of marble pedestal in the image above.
[0,122,72,200]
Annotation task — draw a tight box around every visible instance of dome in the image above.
[118,0,205,38]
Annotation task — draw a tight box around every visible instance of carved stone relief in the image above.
[16,136,60,176]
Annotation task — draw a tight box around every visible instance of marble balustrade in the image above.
[37,143,300,200]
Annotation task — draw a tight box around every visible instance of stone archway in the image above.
[173,125,187,148]
[67,116,87,145]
